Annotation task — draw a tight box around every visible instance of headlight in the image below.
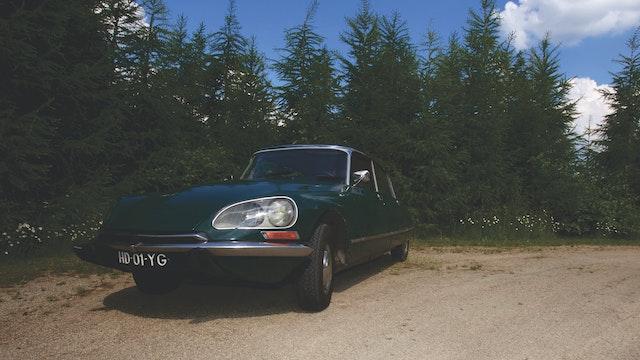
[212,196,298,229]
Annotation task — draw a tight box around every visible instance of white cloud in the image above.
[567,77,613,139]
[500,0,640,50]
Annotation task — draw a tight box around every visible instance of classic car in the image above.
[74,145,413,311]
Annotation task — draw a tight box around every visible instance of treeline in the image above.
[1,0,639,238]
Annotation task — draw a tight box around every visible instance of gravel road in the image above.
[1,245,639,360]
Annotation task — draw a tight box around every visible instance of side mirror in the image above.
[352,170,370,187]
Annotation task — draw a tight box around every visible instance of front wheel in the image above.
[295,224,333,311]
[391,240,409,262]
[133,271,181,295]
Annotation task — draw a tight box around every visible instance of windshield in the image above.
[242,149,348,184]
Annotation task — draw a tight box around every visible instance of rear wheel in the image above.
[133,271,181,295]
[296,224,333,311]
[391,240,409,262]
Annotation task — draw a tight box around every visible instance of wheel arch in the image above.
[314,209,348,268]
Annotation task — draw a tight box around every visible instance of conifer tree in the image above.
[180,22,215,126]
[375,12,422,146]
[135,0,169,89]
[274,0,339,143]
[340,0,381,143]
[598,30,640,202]
[0,0,121,224]
[410,32,466,225]
[458,0,519,212]
[162,14,189,85]
[208,0,248,134]
[96,0,146,83]
[231,37,278,158]
[207,0,276,161]
[121,0,184,161]
[526,38,576,213]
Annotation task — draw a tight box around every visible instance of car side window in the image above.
[387,175,397,200]
[350,152,374,191]
[374,164,396,200]
[374,163,387,196]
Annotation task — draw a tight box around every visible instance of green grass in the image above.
[0,248,116,288]
[414,235,639,247]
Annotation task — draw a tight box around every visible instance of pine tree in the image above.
[598,30,640,202]
[208,0,247,133]
[189,23,219,127]
[162,14,189,86]
[341,4,421,160]
[340,0,381,144]
[505,36,579,219]
[158,15,210,141]
[274,0,339,143]
[94,0,177,169]
[410,32,465,226]
[375,12,422,144]
[0,0,122,224]
[96,0,146,83]
[231,37,277,159]
[135,0,169,89]
[207,0,276,161]
[166,21,220,126]
[122,0,183,160]
[458,0,519,212]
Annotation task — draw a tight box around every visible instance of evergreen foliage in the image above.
[1,0,638,244]
[274,0,339,143]
[598,30,640,203]
[207,0,276,162]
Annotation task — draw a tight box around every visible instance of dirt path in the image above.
[1,246,639,360]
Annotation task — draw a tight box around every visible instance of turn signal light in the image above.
[262,230,300,241]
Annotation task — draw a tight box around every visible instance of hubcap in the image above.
[321,245,332,292]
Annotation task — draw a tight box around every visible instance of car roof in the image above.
[255,144,369,157]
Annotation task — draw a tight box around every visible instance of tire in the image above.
[391,240,409,262]
[133,271,181,295]
[296,224,334,311]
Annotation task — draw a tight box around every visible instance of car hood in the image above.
[104,180,342,233]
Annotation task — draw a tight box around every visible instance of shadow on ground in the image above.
[99,254,396,322]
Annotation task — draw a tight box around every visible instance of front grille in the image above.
[98,231,208,245]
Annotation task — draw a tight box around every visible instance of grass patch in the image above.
[74,285,92,297]
[0,248,116,288]
[413,235,639,247]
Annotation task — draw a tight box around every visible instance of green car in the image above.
[74,145,413,311]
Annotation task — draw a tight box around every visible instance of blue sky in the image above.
[162,0,640,134]
[163,0,637,84]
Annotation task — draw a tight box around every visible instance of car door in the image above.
[371,163,396,251]
[345,152,386,261]
[374,165,405,249]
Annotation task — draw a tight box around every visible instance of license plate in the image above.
[117,251,168,267]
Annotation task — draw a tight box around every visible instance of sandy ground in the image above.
[1,245,639,360]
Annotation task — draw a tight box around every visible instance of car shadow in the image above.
[333,254,395,293]
[99,254,396,322]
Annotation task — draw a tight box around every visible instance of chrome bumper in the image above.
[103,241,313,257]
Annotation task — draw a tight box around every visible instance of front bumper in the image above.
[73,233,312,284]
[104,241,313,257]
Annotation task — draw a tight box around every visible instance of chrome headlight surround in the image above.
[212,196,298,230]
